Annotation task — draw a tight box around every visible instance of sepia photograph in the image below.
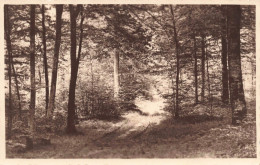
[3,3,256,159]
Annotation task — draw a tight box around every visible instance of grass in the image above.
[6,99,256,158]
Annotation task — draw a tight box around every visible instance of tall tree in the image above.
[47,5,63,118]
[41,5,49,113]
[170,5,180,118]
[201,35,205,102]
[114,49,120,99]
[11,59,22,120]
[29,5,36,134]
[221,5,229,104]
[67,5,83,134]
[4,5,13,139]
[193,35,198,104]
[227,5,247,124]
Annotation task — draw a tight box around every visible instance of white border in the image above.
[0,0,259,164]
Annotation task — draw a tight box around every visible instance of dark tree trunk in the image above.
[114,49,119,99]
[4,5,13,139]
[170,5,180,118]
[206,47,212,112]
[47,5,63,118]
[193,35,198,104]
[41,5,49,113]
[29,5,36,134]
[227,5,247,125]
[201,35,205,102]
[221,5,229,104]
[67,5,82,134]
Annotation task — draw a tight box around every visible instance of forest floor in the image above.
[6,93,256,158]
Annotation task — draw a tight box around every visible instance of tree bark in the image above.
[227,5,247,125]
[201,35,205,102]
[29,5,36,135]
[41,5,49,113]
[11,61,22,120]
[193,35,198,104]
[67,5,82,134]
[47,5,63,118]
[170,5,180,118]
[114,49,120,99]
[221,5,229,104]
[4,5,13,139]
[206,46,212,112]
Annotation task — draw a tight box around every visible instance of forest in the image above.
[4,4,256,158]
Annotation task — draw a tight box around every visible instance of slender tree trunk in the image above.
[170,5,180,118]
[201,35,205,102]
[11,62,22,120]
[227,5,246,125]
[29,5,36,135]
[90,54,94,114]
[114,49,119,99]
[47,5,63,118]
[206,46,212,112]
[67,5,82,134]
[38,66,42,84]
[193,35,198,104]
[4,5,13,139]
[41,5,49,113]
[221,5,229,104]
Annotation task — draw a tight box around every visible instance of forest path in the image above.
[73,88,171,157]
[80,87,169,140]
[7,98,256,158]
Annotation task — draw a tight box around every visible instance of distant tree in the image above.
[47,5,63,118]
[29,5,36,134]
[41,5,49,113]
[114,49,120,99]
[201,34,205,102]
[193,34,198,104]
[170,5,180,118]
[227,5,247,124]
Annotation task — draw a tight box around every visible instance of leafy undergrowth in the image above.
[6,99,256,158]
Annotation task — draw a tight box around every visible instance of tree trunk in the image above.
[4,5,13,139]
[201,35,205,102]
[193,35,198,104]
[29,5,36,135]
[67,5,82,134]
[114,49,120,99]
[47,5,63,118]
[11,62,22,120]
[41,5,49,113]
[227,5,246,125]
[170,5,180,118]
[206,46,212,112]
[221,5,229,104]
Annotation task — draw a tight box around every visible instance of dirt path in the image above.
[7,96,256,158]
[58,89,172,158]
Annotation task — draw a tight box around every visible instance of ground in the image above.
[6,91,256,158]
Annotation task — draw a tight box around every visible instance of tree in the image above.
[221,5,229,104]
[4,5,13,139]
[41,5,49,113]
[170,5,180,118]
[29,5,36,134]
[67,4,83,134]
[114,49,120,99]
[227,5,247,124]
[47,5,63,118]
[193,34,198,104]
[201,35,205,102]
